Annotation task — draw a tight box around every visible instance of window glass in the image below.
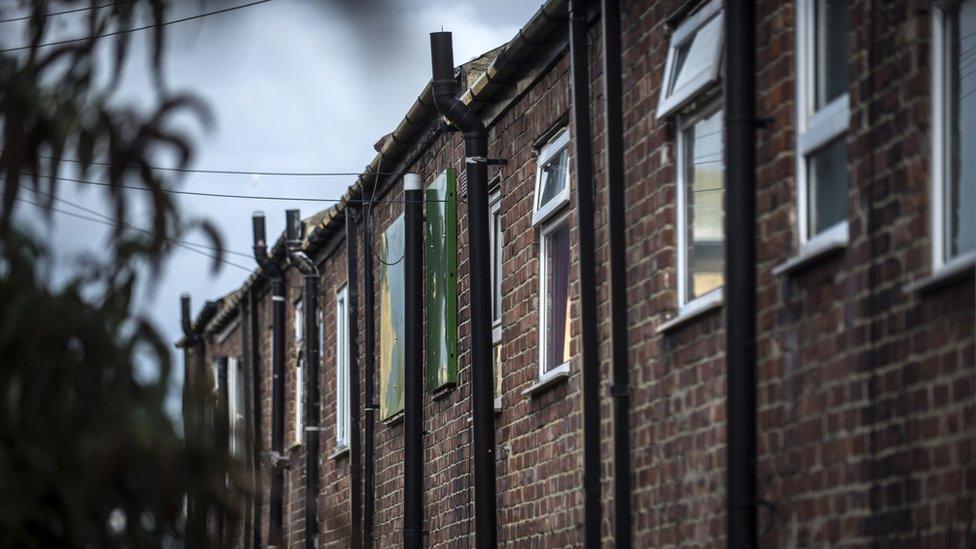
[294,299,303,342]
[543,221,571,373]
[815,0,849,108]
[493,342,502,407]
[336,286,350,446]
[682,108,725,300]
[670,15,723,95]
[294,354,304,445]
[539,147,569,209]
[947,0,976,258]
[490,193,502,324]
[808,138,849,236]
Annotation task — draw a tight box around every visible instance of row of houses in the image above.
[179,0,975,546]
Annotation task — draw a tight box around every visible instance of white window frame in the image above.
[537,210,572,381]
[796,0,851,249]
[227,356,245,459]
[490,189,503,409]
[656,0,724,118]
[531,129,571,227]
[676,100,725,313]
[335,285,351,448]
[932,1,976,272]
[292,297,305,446]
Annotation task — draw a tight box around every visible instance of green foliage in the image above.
[0,1,240,546]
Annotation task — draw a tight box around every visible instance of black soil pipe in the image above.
[248,287,264,549]
[252,211,286,548]
[216,356,230,543]
[361,201,377,549]
[429,31,497,549]
[286,209,321,549]
[402,174,424,548]
[568,1,602,546]
[346,208,363,549]
[239,296,254,549]
[600,0,633,545]
[724,1,758,547]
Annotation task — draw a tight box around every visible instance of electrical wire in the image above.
[0,0,274,53]
[28,187,253,259]
[0,1,129,24]
[27,172,443,204]
[14,195,259,274]
[45,155,408,177]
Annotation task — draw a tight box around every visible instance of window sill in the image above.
[329,445,349,460]
[521,363,570,397]
[656,289,724,334]
[383,411,404,427]
[904,252,976,294]
[772,222,848,277]
[431,383,456,401]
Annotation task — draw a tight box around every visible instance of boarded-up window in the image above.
[425,169,458,392]
[379,214,405,420]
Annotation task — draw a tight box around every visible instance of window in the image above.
[539,211,572,378]
[227,356,245,459]
[532,129,571,226]
[933,0,976,269]
[335,285,351,447]
[796,0,851,246]
[293,298,304,446]
[657,0,724,118]
[490,189,503,408]
[677,102,725,308]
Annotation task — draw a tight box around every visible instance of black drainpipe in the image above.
[346,207,363,549]
[239,295,254,549]
[724,1,758,547]
[429,31,497,548]
[180,294,202,546]
[216,355,230,543]
[361,200,377,549]
[403,174,424,548]
[252,211,286,548]
[600,0,633,545]
[568,1,602,546]
[248,286,264,549]
[285,209,322,549]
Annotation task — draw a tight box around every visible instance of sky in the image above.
[4,0,542,418]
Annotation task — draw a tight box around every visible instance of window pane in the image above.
[815,0,849,108]
[544,222,571,372]
[539,148,568,207]
[493,343,502,402]
[670,15,722,95]
[948,0,976,258]
[808,138,849,235]
[294,299,303,342]
[683,108,725,300]
[491,202,502,322]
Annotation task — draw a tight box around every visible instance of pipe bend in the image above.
[431,79,486,137]
[287,247,318,277]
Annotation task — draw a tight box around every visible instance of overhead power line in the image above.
[30,173,444,204]
[0,0,274,53]
[0,1,128,24]
[48,156,406,177]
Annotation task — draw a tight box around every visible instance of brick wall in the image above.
[192,1,975,546]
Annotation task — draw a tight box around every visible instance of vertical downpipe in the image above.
[569,0,603,546]
[724,1,758,547]
[361,199,377,549]
[285,209,321,549]
[252,212,286,548]
[403,174,425,548]
[600,0,633,545]
[216,356,230,543]
[346,207,364,549]
[429,32,498,548]
[249,286,264,548]
[240,296,254,549]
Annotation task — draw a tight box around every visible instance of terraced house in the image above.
[179,0,975,546]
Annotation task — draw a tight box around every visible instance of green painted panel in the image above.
[379,214,405,420]
[425,168,458,391]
